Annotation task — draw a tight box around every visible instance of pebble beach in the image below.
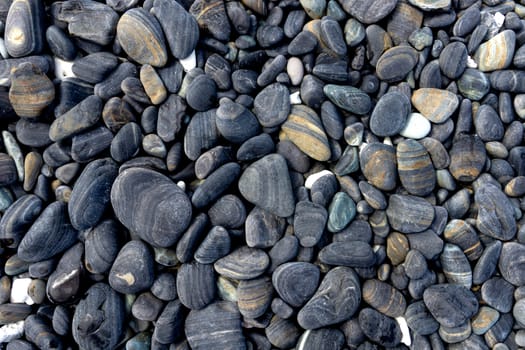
[0,0,524,349]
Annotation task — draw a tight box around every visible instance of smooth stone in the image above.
[362,279,406,318]
[184,110,219,160]
[319,241,376,268]
[344,18,365,47]
[296,328,345,350]
[204,53,231,90]
[116,8,167,67]
[237,276,273,319]
[15,119,50,149]
[272,262,319,307]
[190,0,231,41]
[449,134,486,182]
[8,62,54,118]
[327,192,356,232]
[369,92,410,137]
[499,242,525,286]
[194,226,231,264]
[140,64,166,105]
[405,300,440,336]
[287,57,304,86]
[474,29,515,72]
[281,104,331,161]
[294,201,327,247]
[72,283,125,350]
[4,0,44,57]
[474,105,504,141]
[84,219,122,275]
[441,243,472,288]
[46,242,84,304]
[214,247,269,280]
[177,262,216,310]
[111,168,192,247]
[300,0,325,19]
[472,306,500,335]
[473,240,501,285]
[376,46,418,83]
[216,98,259,143]
[0,194,42,249]
[339,0,397,24]
[360,143,397,191]
[396,139,436,196]
[288,31,317,55]
[151,0,199,59]
[298,267,361,329]
[323,84,371,115]
[72,52,119,84]
[94,62,138,101]
[490,70,525,92]
[407,229,443,260]
[109,240,154,294]
[245,206,285,248]
[481,277,514,313]
[68,158,118,231]
[387,2,423,45]
[514,299,525,326]
[24,315,62,349]
[399,113,431,139]
[236,133,275,161]
[475,183,516,240]
[208,194,246,229]
[238,153,294,217]
[458,68,490,101]
[0,153,17,187]
[153,300,184,344]
[110,122,142,163]
[157,94,185,143]
[439,42,468,79]
[2,132,23,182]
[18,201,78,263]
[49,95,102,141]
[412,88,459,123]
[69,126,112,163]
[408,27,433,50]
[185,302,246,350]
[186,74,217,111]
[253,83,290,127]
[386,194,434,233]
[423,284,478,327]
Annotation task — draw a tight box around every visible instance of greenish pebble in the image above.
[126,332,152,350]
[344,18,365,47]
[5,255,30,275]
[457,68,490,101]
[217,276,238,302]
[0,187,13,211]
[408,27,433,51]
[326,0,346,21]
[299,0,326,19]
[327,192,356,232]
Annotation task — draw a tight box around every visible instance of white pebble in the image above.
[396,316,412,347]
[177,181,186,191]
[467,55,478,68]
[383,136,393,146]
[287,57,304,86]
[290,91,302,104]
[305,170,334,189]
[180,50,197,72]
[10,278,33,305]
[0,39,9,59]
[0,321,24,342]
[494,12,505,27]
[53,57,75,80]
[399,113,431,139]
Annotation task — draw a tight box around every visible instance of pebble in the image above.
[272,262,319,307]
[474,29,515,72]
[281,104,331,161]
[298,267,361,329]
[360,143,397,191]
[253,83,290,127]
[411,88,459,123]
[109,240,154,294]
[396,139,436,196]
[214,246,269,280]
[376,46,419,83]
[386,194,435,233]
[369,92,410,137]
[423,284,478,327]
[498,242,525,286]
[111,168,192,247]
[399,112,431,139]
[439,42,468,79]
[323,84,371,115]
[340,0,397,24]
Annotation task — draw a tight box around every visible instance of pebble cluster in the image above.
[0,0,524,349]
